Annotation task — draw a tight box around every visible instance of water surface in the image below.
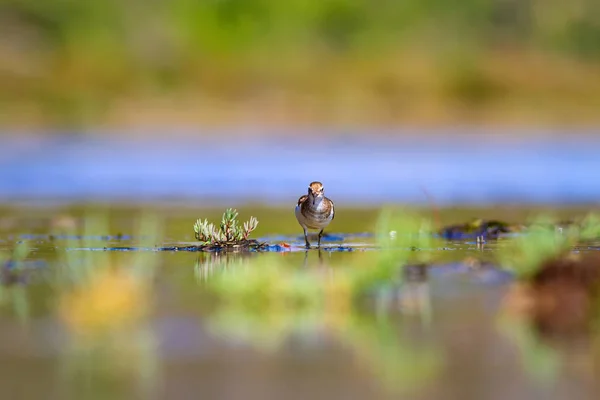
[2,131,600,205]
[0,205,599,400]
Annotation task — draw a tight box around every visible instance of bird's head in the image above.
[307,181,324,205]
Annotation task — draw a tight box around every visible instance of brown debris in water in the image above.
[504,253,600,336]
[191,239,269,252]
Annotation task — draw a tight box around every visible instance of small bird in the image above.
[295,181,335,248]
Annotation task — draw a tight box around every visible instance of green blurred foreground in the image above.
[2,205,600,399]
[1,0,600,129]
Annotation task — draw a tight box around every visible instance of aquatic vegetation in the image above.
[205,254,343,312]
[202,208,441,316]
[194,208,260,248]
[498,213,600,279]
[203,233,443,393]
[204,240,443,393]
[576,213,600,242]
[0,240,30,272]
[0,240,33,323]
[498,213,600,336]
[497,216,571,279]
[351,208,442,299]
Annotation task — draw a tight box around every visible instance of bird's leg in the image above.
[303,249,309,267]
[317,229,324,248]
[304,228,311,249]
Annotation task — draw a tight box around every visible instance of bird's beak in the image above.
[312,192,322,205]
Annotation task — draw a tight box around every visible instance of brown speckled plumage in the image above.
[295,181,335,248]
[297,195,334,228]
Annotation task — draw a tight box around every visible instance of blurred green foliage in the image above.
[3,0,599,58]
[1,0,600,126]
[498,213,600,279]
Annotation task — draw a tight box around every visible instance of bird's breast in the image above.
[297,200,333,229]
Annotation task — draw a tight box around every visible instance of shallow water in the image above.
[1,204,600,400]
[2,132,600,205]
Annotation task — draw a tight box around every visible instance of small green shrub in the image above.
[194,209,258,244]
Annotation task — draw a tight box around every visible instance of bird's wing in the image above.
[297,195,308,207]
[330,198,335,220]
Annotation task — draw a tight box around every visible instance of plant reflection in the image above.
[0,240,32,323]
[54,210,163,399]
[197,247,442,394]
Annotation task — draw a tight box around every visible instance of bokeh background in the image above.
[1,0,600,129]
[1,0,600,205]
[3,3,600,400]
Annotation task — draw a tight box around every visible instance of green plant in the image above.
[194,209,258,244]
[204,208,440,307]
[497,213,600,279]
[350,207,439,297]
[578,213,600,241]
[0,240,32,323]
[0,240,30,270]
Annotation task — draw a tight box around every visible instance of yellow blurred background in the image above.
[1,0,600,131]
